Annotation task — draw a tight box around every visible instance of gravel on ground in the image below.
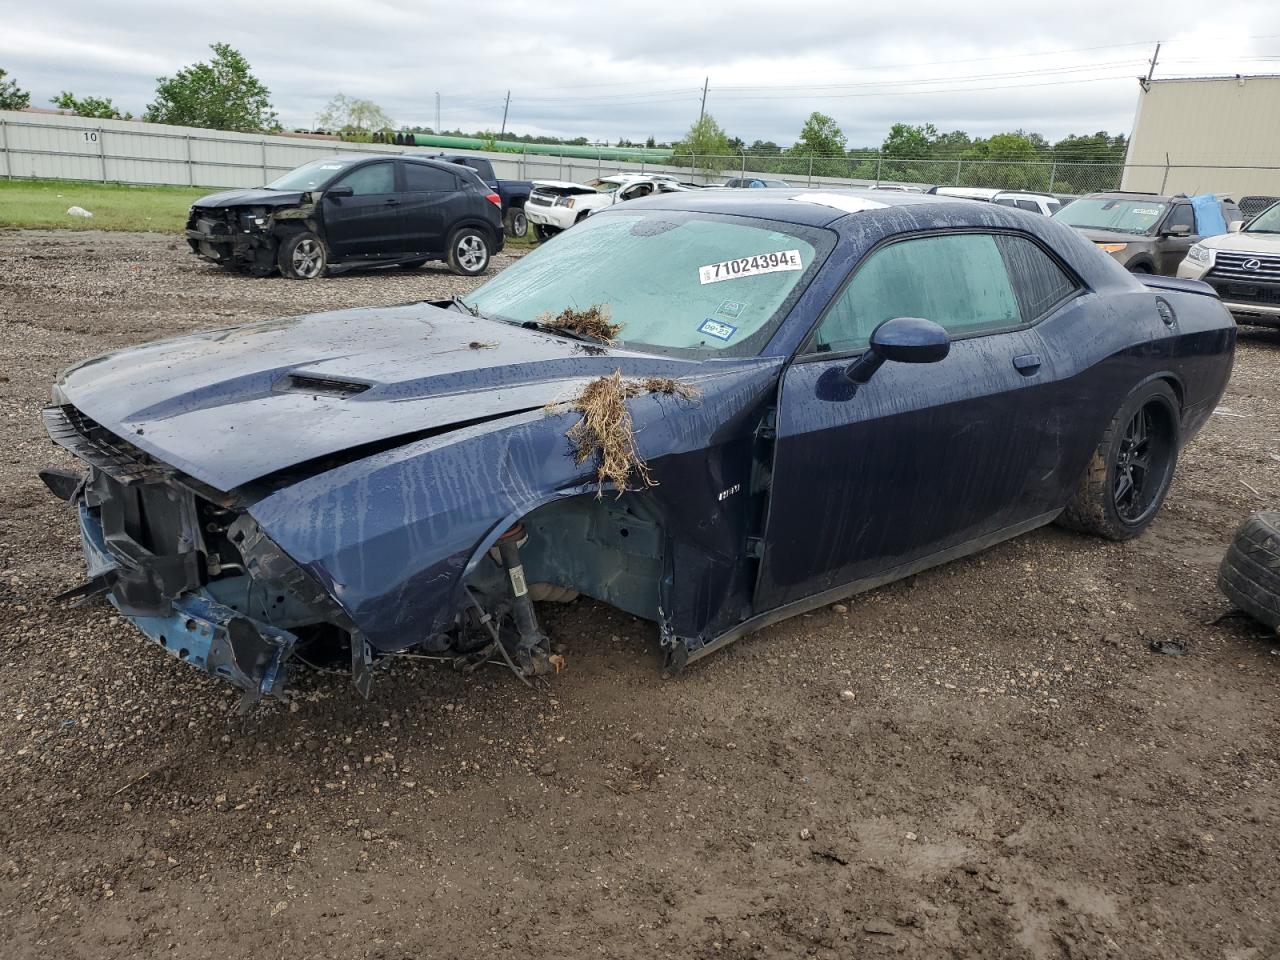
[1,230,1277,960]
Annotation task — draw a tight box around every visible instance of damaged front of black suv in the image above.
[185,188,315,276]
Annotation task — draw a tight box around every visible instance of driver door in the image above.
[321,160,402,260]
[755,230,1080,610]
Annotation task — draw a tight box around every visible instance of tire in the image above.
[276,230,327,280]
[446,227,491,277]
[1127,262,1154,274]
[1056,381,1180,541]
[1218,512,1280,631]
[504,208,528,239]
[399,259,428,270]
[534,224,560,243]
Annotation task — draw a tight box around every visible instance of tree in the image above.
[670,113,734,173]
[316,93,394,141]
[0,67,30,110]
[53,91,131,120]
[880,122,938,159]
[144,43,278,132]
[790,112,846,158]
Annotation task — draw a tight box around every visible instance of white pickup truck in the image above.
[524,175,695,241]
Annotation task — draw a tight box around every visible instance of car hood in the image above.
[1198,231,1280,252]
[54,303,719,493]
[191,187,306,209]
[1070,227,1155,245]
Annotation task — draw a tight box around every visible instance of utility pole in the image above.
[1140,42,1161,92]
[435,92,441,134]
[698,77,709,125]
[499,90,510,139]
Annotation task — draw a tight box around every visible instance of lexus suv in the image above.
[186,155,504,279]
[1177,199,1280,327]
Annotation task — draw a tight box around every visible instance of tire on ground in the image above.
[534,224,559,243]
[275,230,328,280]
[446,226,491,277]
[1218,511,1280,631]
[1056,380,1180,541]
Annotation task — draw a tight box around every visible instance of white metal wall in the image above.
[0,109,899,191]
[1121,76,1280,196]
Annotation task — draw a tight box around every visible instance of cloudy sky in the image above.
[1,0,1277,148]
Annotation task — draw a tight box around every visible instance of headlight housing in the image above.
[1096,242,1128,253]
[1185,242,1213,265]
[554,196,575,208]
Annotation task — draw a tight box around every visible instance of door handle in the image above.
[384,198,401,205]
[1013,354,1042,376]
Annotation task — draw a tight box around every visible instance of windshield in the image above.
[264,158,359,191]
[1054,197,1169,235]
[1246,202,1280,233]
[462,210,833,357]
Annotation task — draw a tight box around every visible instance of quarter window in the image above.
[335,161,395,196]
[812,232,1076,353]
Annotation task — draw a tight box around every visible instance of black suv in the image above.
[185,155,504,279]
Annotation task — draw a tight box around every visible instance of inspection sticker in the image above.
[698,250,802,285]
[716,299,746,319]
[1133,207,1162,216]
[698,317,738,341]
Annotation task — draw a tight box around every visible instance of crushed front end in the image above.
[185,204,280,275]
[41,404,349,706]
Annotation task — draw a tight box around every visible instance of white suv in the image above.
[525,175,693,241]
[929,186,1064,216]
[1177,201,1280,327]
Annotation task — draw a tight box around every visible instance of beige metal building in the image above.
[1122,75,1280,197]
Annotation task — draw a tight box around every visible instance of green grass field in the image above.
[0,178,540,245]
[0,179,211,232]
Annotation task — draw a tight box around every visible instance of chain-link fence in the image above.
[666,152,1126,195]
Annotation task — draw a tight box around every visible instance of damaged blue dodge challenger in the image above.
[42,190,1235,707]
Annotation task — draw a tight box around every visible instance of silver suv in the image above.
[1177,200,1280,327]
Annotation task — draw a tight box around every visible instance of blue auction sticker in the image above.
[698,317,737,341]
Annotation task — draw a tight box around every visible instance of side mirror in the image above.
[1164,223,1192,237]
[844,317,950,385]
[1229,220,1244,233]
[326,184,354,200]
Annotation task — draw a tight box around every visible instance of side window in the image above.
[335,161,395,196]
[994,197,1018,207]
[1015,199,1040,212]
[404,163,457,192]
[813,234,1021,353]
[995,234,1078,322]
[1165,204,1195,232]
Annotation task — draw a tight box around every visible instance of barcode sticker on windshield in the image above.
[699,250,803,284]
[1133,207,1161,216]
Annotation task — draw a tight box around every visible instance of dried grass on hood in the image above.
[554,371,699,497]
[539,304,622,342]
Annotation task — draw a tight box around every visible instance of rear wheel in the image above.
[504,208,528,239]
[534,224,560,243]
[446,227,491,276]
[1057,381,1179,540]
[276,231,327,280]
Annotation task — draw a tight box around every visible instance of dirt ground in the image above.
[1,230,1278,960]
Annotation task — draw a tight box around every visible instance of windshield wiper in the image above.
[450,295,480,317]
[519,319,612,345]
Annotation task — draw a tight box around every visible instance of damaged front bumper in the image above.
[185,209,276,271]
[74,499,297,702]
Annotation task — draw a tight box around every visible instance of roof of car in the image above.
[628,187,961,227]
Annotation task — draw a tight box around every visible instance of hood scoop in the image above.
[282,374,371,398]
